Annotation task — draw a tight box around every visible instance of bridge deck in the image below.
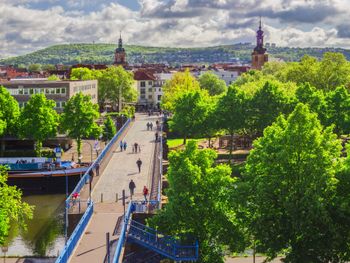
[69,113,160,263]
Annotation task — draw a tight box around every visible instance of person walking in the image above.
[155,132,159,142]
[134,142,138,153]
[129,180,136,199]
[123,141,127,151]
[143,186,149,202]
[147,122,150,131]
[120,140,123,152]
[150,122,153,130]
[136,158,142,173]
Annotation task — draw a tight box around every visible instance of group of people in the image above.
[146,122,153,130]
[129,179,149,201]
[119,140,127,152]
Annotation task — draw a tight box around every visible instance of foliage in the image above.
[28,63,42,72]
[161,70,200,111]
[198,71,227,96]
[169,90,209,144]
[47,75,60,81]
[19,94,59,156]
[70,67,95,80]
[242,104,343,262]
[120,105,135,118]
[97,66,137,108]
[61,93,100,158]
[149,141,246,263]
[0,166,33,245]
[0,86,20,136]
[102,116,116,141]
[216,86,248,157]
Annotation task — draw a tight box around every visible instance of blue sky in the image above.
[1,0,349,58]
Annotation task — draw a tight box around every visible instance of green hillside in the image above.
[1,43,350,66]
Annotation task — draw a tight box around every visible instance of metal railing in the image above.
[66,118,131,209]
[55,201,94,263]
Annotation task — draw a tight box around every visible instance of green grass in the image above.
[167,138,204,148]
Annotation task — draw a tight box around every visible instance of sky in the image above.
[1,0,350,58]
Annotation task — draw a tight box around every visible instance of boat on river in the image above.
[1,157,90,193]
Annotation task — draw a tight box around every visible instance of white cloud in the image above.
[1,0,350,59]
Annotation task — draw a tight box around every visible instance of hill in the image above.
[1,43,350,66]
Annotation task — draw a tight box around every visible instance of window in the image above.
[148,81,152,85]
[45,88,50,94]
[56,88,61,94]
[148,88,152,92]
[158,95,162,101]
[148,95,152,99]
[24,89,29,95]
[140,88,146,94]
[18,89,24,95]
[141,94,146,99]
[61,88,66,94]
[29,88,34,95]
[56,102,60,108]
[50,88,55,94]
[140,81,146,87]
[159,88,162,92]
[61,101,66,108]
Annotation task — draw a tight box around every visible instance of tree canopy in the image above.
[0,86,20,136]
[19,94,59,156]
[0,166,33,245]
[198,71,227,96]
[149,141,246,263]
[61,93,100,159]
[242,103,343,262]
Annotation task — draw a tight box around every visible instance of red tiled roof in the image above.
[133,70,156,81]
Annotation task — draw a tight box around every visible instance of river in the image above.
[2,194,66,257]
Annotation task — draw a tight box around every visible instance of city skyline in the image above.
[1,0,350,58]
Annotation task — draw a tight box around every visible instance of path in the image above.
[69,113,160,263]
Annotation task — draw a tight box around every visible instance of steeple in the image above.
[114,31,127,66]
[251,17,268,70]
[118,31,123,50]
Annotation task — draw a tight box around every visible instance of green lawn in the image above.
[167,138,204,148]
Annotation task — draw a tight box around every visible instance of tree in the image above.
[198,96,218,147]
[97,66,136,110]
[169,90,209,144]
[324,86,350,136]
[70,67,94,81]
[198,71,227,96]
[149,141,246,263]
[216,86,247,158]
[103,116,116,141]
[0,86,20,136]
[42,64,56,71]
[242,103,342,262]
[61,93,101,159]
[247,81,291,137]
[19,94,59,156]
[28,63,42,72]
[161,70,200,111]
[47,75,60,81]
[0,166,33,245]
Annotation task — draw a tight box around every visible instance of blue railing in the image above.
[66,118,131,209]
[55,201,94,263]
[127,220,198,261]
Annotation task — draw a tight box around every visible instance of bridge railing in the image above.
[66,118,131,209]
[55,201,94,263]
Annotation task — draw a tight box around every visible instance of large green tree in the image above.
[19,94,59,156]
[102,116,116,141]
[216,86,247,158]
[242,103,343,262]
[198,71,227,96]
[70,67,95,81]
[161,70,200,111]
[0,86,20,136]
[97,66,136,109]
[149,141,246,263]
[61,93,101,159]
[169,90,209,144]
[0,166,33,245]
[324,86,350,136]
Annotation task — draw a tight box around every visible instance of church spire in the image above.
[254,17,266,54]
[118,31,123,50]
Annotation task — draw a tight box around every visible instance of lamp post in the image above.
[1,246,8,263]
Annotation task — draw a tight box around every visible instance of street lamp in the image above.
[1,246,8,263]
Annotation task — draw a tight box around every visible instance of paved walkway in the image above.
[69,114,160,263]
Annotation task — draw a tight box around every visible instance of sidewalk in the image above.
[69,114,160,263]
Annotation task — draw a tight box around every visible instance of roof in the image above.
[133,70,156,81]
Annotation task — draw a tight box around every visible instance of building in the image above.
[0,79,98,113]
[251,18,268,70]
[114,34,127,66]
[206,64,250,85]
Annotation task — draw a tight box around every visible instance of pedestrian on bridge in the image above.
[150,122,153,130]
[155,132,159,142]
[143,186,149,202]
[147,122,150,130]
[136,158,142,173]
[129,180,136,199]
[134,142,138,153]
[123,141,127,151]
[120,140,123,152]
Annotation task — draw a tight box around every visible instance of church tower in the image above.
[251,18,268,70]
[114,33,127,66]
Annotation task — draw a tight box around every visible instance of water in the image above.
[1,194,66,257]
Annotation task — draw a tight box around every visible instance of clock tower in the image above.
[251,18,268,70]
[114,33,127,66]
